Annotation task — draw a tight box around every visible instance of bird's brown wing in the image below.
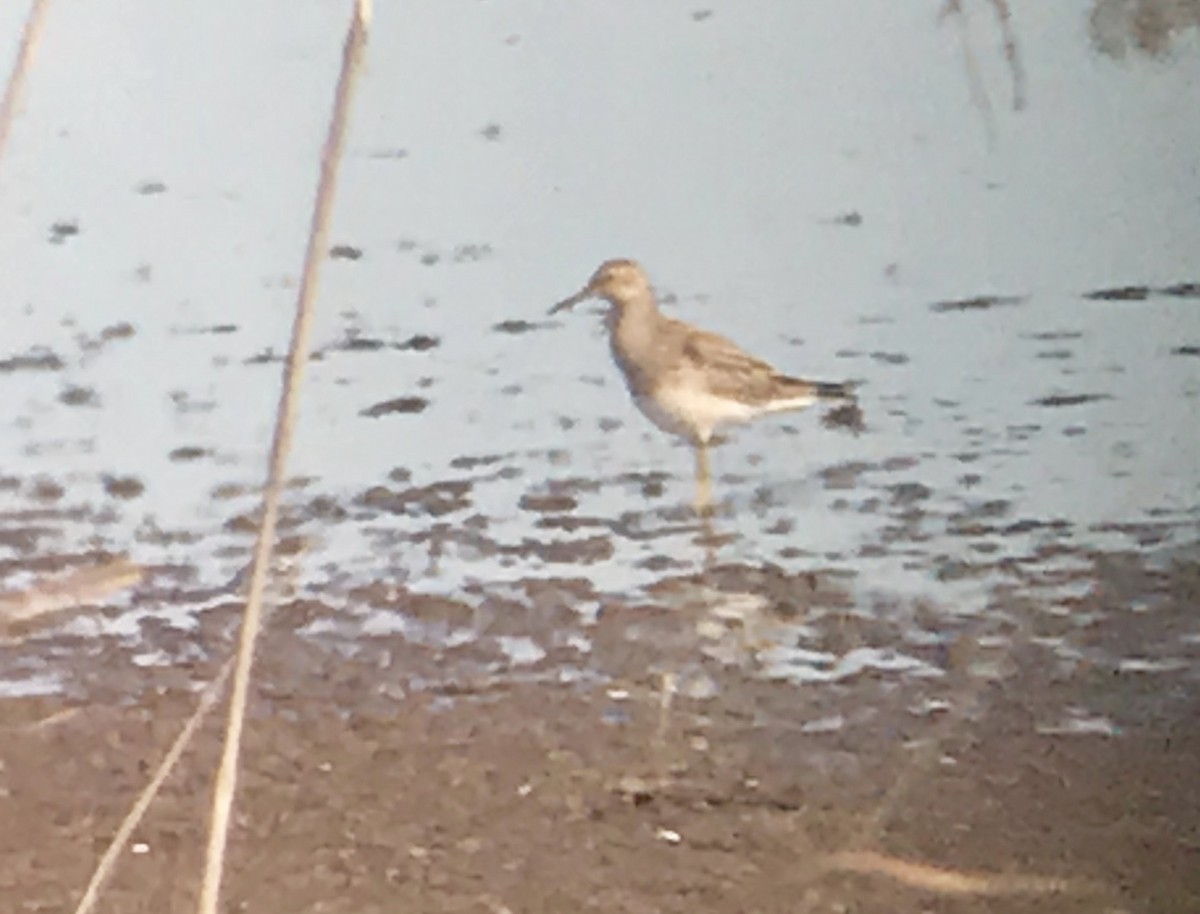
[677,325,796,406]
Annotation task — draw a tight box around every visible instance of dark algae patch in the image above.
[931,294,1024,313]
[395,334,439,352]
[1083,285,1151,301]
[360,396,429,418]
[493,319,540,335]
[330,244,364,260]
[1032,393,1113,408]
[58,386,99,407]
[102,475,145,499]
[1083,282,1200,301]
[0,348,64,373]
[48,221,80,244]
[1160,281,1200,298]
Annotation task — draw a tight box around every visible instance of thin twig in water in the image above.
[987,0,1027,111]
[821,850,1097,897]
[0,557,143,627]
[69,549,311,908]
[821,624,1105,901]
[72,659,235,914]
[851,637,993,843]
[0,0,52,169]
[939,0,1028,142]
[196,3,372,913]
[787,628,1104,907]
[789,640,1002,911]
[940,0,997,145]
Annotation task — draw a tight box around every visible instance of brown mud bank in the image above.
[2,608,1198,914]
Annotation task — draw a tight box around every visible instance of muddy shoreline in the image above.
[2,537,1198,912]
[2,647,1197,913]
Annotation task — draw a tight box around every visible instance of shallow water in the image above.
[2,1,1197,703]
[2,3,1199,910]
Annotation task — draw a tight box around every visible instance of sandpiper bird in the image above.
[550,259,858,514]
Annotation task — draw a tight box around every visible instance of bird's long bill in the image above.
[549,285,594,315]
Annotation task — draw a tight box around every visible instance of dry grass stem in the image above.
[72,658,235,914]
[820,850,1097,897]
[939,0,1028,140]
[0,0,52,168]
[852,638,994,844]
[988,0,1027,110]
[0,557,143,627]
[196,2,372,913]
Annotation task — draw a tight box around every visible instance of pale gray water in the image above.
[0,1,1198,703]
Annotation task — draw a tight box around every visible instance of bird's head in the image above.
[550,259,653,314]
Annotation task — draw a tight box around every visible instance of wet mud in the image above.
[1,559,1198,912]
[1,468,1198,911]
[2,2,1199,910]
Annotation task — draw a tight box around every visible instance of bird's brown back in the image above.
[671,323,802,406]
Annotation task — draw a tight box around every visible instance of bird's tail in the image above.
[808,379,858,401]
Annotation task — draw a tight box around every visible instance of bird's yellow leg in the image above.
[693,441,713,517]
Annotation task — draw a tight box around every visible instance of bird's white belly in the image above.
[633,385,757,443]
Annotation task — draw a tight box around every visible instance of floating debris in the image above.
[327,335,385,353]
[492,319,539,335]
[168,446,210,462]
[0,347,64,373]
[395,334,439,352]
[519,493,578,514]
[1160,282,1200,298]
[102,475,145,499]
[330,244,363,260]
[1083,286,1151,301]
[1031,393,1112,408]
[48,221,80,244]
[451,244,493,263]
[890,482,933,506]
[29,479,65,502]
[1022,330,1083,341]
[931,294,1024,313]
[58,385,99,407]
[358,479,471,516]
[448,454,504,470]
[367,148,409,160]
[820,850,1092,897]
[100,322,137,341]
[360,396,429,418]
[0,557,143,627]
[822,400,866,433]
